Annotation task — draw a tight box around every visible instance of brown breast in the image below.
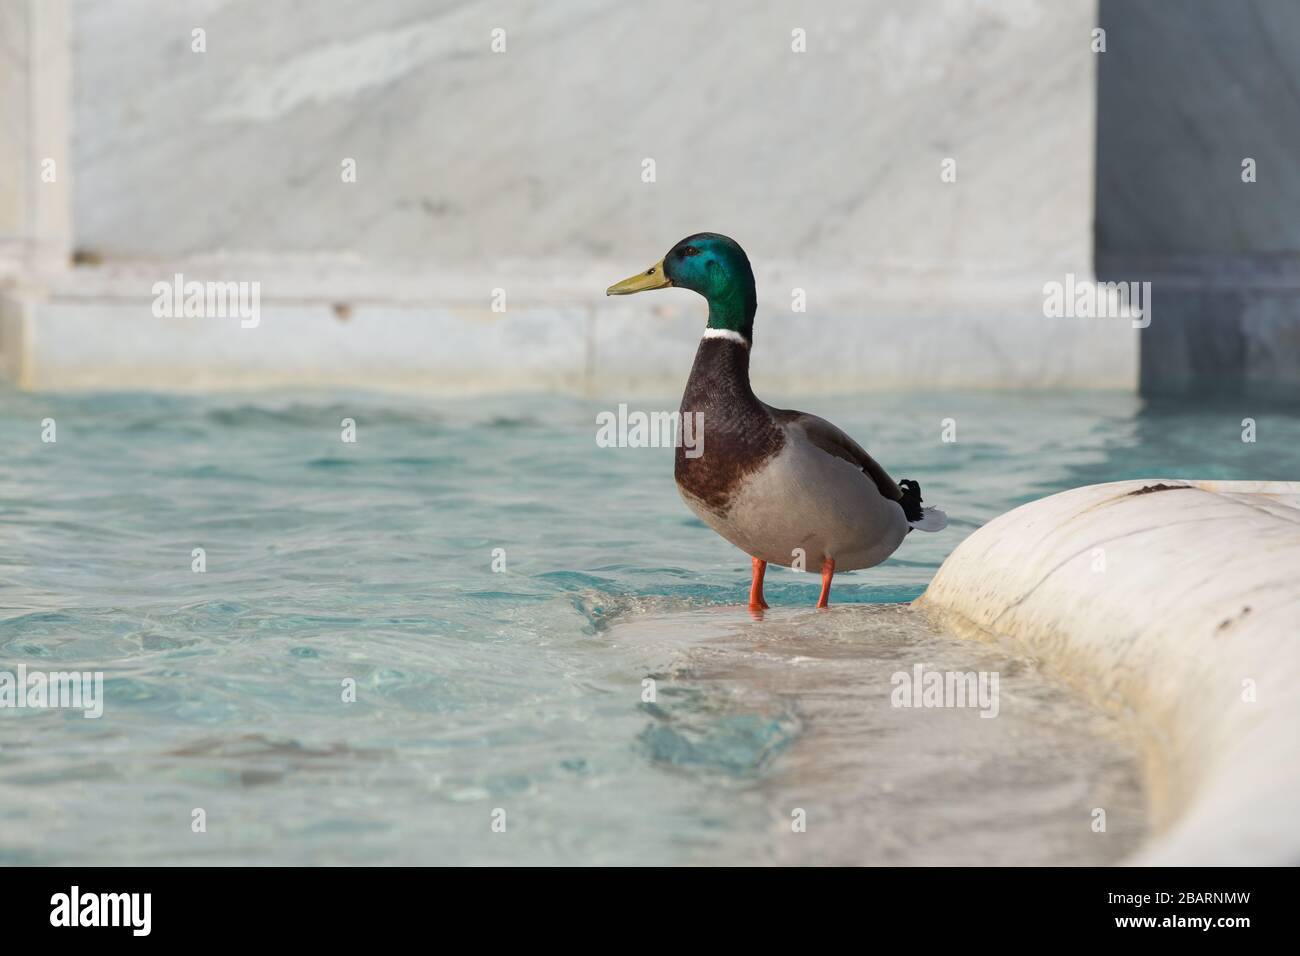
[674,337,785,513]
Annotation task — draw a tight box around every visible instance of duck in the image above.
[606,232,947,610]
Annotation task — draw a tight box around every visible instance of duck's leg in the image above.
[816,557,835,609]
[748,556,770,610]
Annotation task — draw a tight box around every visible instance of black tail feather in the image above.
[898,479,924,522]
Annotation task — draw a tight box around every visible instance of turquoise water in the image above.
[1,389,1296,864]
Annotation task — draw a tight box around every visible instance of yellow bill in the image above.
[606,259,672,295]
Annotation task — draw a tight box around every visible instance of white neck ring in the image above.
[702,328,750,347]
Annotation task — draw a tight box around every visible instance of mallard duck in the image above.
[607,233,947,610]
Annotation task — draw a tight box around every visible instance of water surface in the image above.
[2,389,1296,864]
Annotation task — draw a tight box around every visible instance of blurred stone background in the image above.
[1,0,1295,397]
[1096,0,1300,399]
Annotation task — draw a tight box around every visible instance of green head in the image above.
[606,233,757,343]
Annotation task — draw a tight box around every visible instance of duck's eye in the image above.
[682,246,701,257]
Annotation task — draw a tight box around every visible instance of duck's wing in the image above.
[764,405,902,503]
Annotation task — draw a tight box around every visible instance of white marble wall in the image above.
[72,0,1097,275]
[0,0,71,277]
[3,0,1117,391]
